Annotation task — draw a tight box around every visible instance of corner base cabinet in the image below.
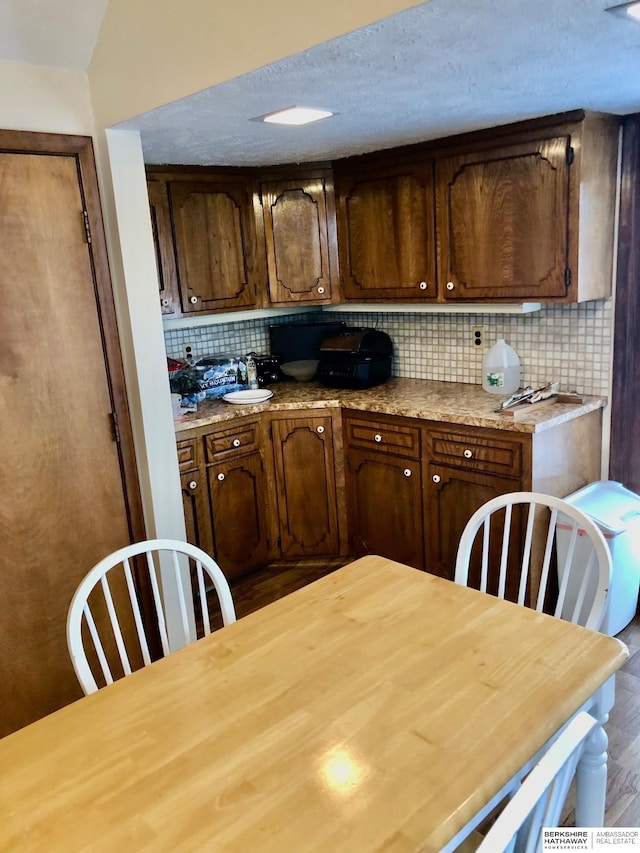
[268,411,344,559]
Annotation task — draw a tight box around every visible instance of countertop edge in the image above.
[174,380,607,436]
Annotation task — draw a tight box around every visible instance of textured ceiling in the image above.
[0,0,107,69]
[121,0,640,167]
[1,0,638,166]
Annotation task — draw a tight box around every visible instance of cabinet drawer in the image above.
[205,420,260,462]
[176,438,199,471]
[344,417,421,459]
[428,428,523,478]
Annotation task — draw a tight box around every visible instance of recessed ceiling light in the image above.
[605,1,640,21]
[256,106,334,126]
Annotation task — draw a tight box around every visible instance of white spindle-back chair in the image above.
[475,711,597,853]
[454,492,611,630]
[67,539,236,695]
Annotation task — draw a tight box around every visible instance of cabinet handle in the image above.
[317,286,325,295]
[463,449,473,459]
[418,281,428,290]
[316,425,325,434]
[190,295,198,304]
[432,474,441,484]
[217,472,225,481]
[403,468,412,478]
[374,434,382,443]
[232,438,241,447]
[188,480,197,491]
[161,298,170,307]
[446,281,455,291]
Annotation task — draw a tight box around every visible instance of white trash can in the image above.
[556,480,640,635]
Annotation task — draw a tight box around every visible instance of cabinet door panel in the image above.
[147,180,179,315]
[426,465,523,599]
[337,164,437,301]
[262,179,334,304]
[346,449,424,570]
[170,181,255,313]
[437,137,570,300]
[271,416,339,557]
[180,469,214,558]
[207,451,268,580]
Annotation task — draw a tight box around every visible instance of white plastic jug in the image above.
[482,339,521,395]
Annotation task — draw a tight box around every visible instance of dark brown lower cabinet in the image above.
[176,404,602,594]
[425,465,524,599]
[343,411,424,570]
[269,412,341,558]
[180,469,215,557]
[207,450,269,580]
[346,448,424,570]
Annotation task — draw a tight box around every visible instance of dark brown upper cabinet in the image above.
[260,173,338,306]
[334,160,438,302]
[435,113,618,302]
[436,136,572,301]
[169,179,259,314]
[147,179,180,316]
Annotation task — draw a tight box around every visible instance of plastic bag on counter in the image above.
[169,355,249,403]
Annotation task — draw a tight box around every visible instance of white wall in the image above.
[0,61,94,134]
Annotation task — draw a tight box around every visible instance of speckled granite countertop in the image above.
[175,378,606,436]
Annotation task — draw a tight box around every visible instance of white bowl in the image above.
[280,359,319,382]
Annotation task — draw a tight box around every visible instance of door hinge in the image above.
[565,268,572,288]
[110,411,121,443]
[82,210,92,244]
[566,146,574,166]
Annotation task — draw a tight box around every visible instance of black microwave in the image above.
[269,320,346,364]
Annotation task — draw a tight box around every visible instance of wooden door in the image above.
[436,137,571,300]
[169,181,256,313]
[261,178,336,305]
[207,451,269,579]
[336,161,437,301]
[425,465,523,598]
[0,132,144,735]
[147,179,180,316]
[271,415,340,558]
[345,449,424,570]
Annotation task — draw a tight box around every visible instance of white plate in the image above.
[222,389,273,405]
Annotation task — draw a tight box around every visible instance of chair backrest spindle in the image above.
[455,492,611,630]
[67,539,236,695]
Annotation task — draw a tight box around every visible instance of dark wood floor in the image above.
[218,559,640,829]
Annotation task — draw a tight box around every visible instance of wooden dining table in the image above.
[0,555,628,852]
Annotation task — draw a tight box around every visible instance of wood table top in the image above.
[0,556,628,852]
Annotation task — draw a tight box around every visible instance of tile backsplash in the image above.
[164,300,613,397]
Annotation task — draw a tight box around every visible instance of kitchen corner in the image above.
[175,376,606,582]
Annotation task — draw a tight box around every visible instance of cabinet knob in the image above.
[446,281,455,291]
[161,298,170,307]
[403,468,412,478]
[188,480,197,491]
[317,286,325,295]
[374,434,382,443]
[463,449,473,459]
[190,295,198,304]
[316,425,325,434]
[418,281,428,290]
[217,472,225,481]
[232,438,241,447]
[432,474,441,484]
